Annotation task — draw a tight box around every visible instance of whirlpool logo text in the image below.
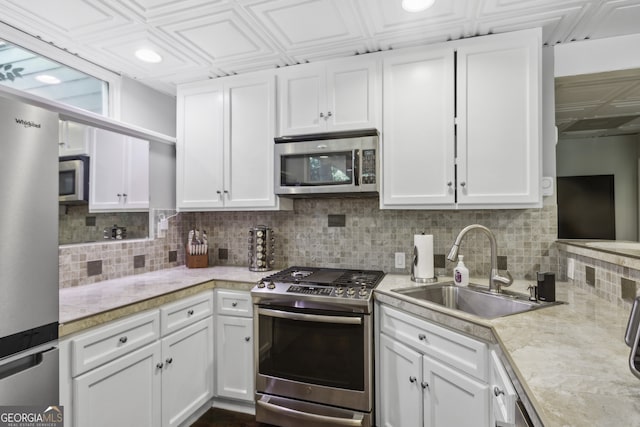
[14,118,41,128]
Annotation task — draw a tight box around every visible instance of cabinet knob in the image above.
[156,362,164,369]
[447,181,453,187]
[409,376,417,383]
[460,181,466,188]
[327,111,332,117]
[493,386,505,397]
[320,112,324,118]
[187,309,194,316]
[166,357,173,365]
[119,336,128,344]
[421,381,429,389]
[245,336,251,342]
[418,333,427,341]
[232,302,238,307]
[216,190,222,194]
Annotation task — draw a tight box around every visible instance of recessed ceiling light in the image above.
[135,48,162,63]
[35,75,61,84]
[402,0,435,12]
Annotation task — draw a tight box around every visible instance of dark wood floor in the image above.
[191,408,275,427]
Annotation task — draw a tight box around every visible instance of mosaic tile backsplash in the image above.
[58,198,560,288]
[182,198,560,280]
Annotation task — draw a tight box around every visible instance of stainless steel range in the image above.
[252,266,385,427]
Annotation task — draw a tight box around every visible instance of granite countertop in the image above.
[58,266,272,336]
[375,275,640,427]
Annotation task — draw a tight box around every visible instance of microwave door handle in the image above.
[354,149,360,186]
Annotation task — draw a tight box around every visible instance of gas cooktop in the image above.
[251,267,385,311]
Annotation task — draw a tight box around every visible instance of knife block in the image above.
[185,246,208,268]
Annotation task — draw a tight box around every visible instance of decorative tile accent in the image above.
[218,248,229,260]
[87,260,102,276]
[585,266,596,286]
[328,214,346,227]
[621,278,637,301]
[134,255,145,269]
[168,250,178,263]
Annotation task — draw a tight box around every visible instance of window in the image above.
[0,38,109,115]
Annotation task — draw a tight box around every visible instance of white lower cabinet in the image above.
[63,292,214,427]
[74,341,162,427]
[377,304,489,427]
[214,290,254,402]
[161,317,214,427]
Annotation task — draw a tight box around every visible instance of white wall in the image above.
[555,33,640,77]
[556,135,639,240]
[119,77,176,137]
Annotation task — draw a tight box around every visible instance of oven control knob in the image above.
[335,286,344,295]
[267,281,276,290]
[257,281,266,288]
[359,288,368,297]
[347,287,356,296]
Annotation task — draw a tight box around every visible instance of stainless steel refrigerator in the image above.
[0,94,59,405]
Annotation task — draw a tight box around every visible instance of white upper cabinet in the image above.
[278,56,380,135]
[381,28,542,210]
[59,120,90,157]
[382,48,455,208]
[456,29,542,208]
[89,128,149,212]
[177,71,292,211]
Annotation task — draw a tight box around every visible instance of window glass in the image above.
[0,39,108,115]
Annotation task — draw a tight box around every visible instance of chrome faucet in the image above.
[447,224,513,293]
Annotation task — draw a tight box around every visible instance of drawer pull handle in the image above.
[245,336,251,342]
[494,386,505,397]
[166,357,173,364]
[232,302,238,307]
[418,334,427,341]
[421,381,429,389]
[187,309,194,316]
[156,362,164,369]
[119,336,128,344]
[409,376,417,383]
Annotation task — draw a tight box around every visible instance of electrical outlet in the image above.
[567,258,575,280]
[395,252,405,269]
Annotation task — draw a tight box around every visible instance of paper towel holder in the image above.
[411,245,437,283]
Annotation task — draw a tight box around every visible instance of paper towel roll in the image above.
[413,234,434,280]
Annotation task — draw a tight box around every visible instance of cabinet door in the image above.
[89,128,127,211]
[278,64,325,135]
[73,341,161,427]
[215,315,254,401]
[456,29,541,207]
[59,121,90,156]
[123,136,149,210]
[423,355,489,427]
[326,58,379,132]
[161,317,214,427]
[224,75,277,208]
[177,84,224,210]
[379,334,422,427]
[381,48,455,208]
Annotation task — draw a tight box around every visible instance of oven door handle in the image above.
[257,396,364,427]
[257,308,362,325]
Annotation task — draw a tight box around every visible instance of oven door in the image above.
[255,305,372,412]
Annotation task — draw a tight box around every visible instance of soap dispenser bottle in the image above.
[454,255,469,286]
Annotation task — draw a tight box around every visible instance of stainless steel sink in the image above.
[393,282,562,319]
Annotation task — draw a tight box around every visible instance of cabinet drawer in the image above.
[71,310,160,377]
[216,289,252,318]
[379,305,488,380]
[160,291,214,336]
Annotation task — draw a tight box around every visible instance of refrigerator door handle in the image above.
[0,347,50,381]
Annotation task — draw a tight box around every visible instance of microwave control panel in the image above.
[361,149,376,184]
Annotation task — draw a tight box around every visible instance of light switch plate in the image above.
[567,258,575,279]
[395,252,405,269]
[541,177,554,196]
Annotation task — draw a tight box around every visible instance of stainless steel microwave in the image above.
[274,129,379,196]
[59,155,89,204]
